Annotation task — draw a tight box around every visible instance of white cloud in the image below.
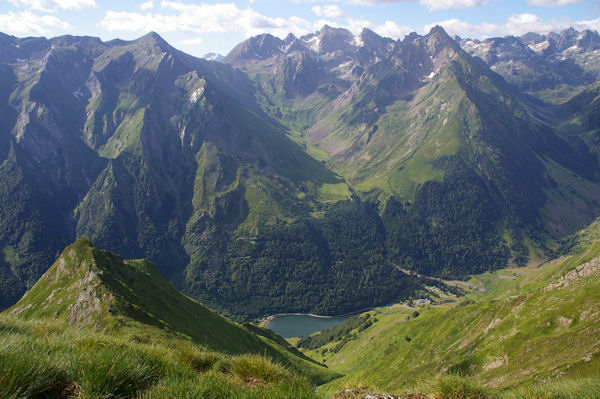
[139,0,154,10]
[347,0,411,5]
[181,37,203,45]
[374,20,413,39]
[292,0,413,5]
[0,10,72,35]
[9,0,96,12]
[424,18,496,37]
[527,0,582,6]
[502,13,558,35]
[312,5,343,18]
[297,0,480,7]
[424,13,600,39]
[573,17,600,31]
[346,16,373,34]
[238,11,311,37]
[419,0,481,11]
[99,2,312,38]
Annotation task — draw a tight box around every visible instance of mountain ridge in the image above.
[1,26,599,320]
[7,237,339,384]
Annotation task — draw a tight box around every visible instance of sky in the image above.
[1,0,600,57]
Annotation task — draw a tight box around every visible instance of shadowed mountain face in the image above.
[0,27,599,318]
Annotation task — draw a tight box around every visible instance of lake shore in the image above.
[262,307,375,328]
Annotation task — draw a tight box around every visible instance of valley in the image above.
[0,23,599,398]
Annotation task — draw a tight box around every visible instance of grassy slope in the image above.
[0,316,320,399]
[5,238,339,385]
[317,64,467,201]
[309,232,600,396]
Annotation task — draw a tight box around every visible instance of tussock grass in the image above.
[501,378,600,399]
[424,374,489,399]
[175,345,223,372]
[0,351,70,399]
[73,347,159,398]
[232,354,290,383]
[0,316,318,398]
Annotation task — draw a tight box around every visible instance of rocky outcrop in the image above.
[546,257,600,290]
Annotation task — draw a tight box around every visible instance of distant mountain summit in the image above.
[202,52,224,61]
[459,27,600,97]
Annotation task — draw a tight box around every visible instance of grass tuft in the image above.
[425,374,489,399]
[0,351,70,399]
[74,347,159,399]
[176,346,223,373]
[501,378,600,399]
[232,354,290,384]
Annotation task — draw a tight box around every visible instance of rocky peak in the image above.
[135,31,172,51]
[574,30,600,52]
[556,27,579,52]
[424,25,460,55]
[284,33,296,44]
[355,28,394,66]
[358,28,393,49]
[7,237,114,327]
[224,33,283,62]
[520,32,542,44]
[305,25,355,54]
[280,33,309,54]
[202,52,224,62]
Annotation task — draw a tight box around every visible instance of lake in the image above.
[266,314,351,338]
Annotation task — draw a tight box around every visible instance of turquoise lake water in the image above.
[267,314,351,338]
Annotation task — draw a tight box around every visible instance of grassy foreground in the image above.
[0,316,318,399]
[5,314,596,399]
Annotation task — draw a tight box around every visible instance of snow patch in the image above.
[528,41,549,53]
[303,36,320,53]
[353,35,363,47]
[461,40,491,56]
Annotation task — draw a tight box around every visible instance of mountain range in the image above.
[1,25,599,321]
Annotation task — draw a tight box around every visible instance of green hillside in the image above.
[5,238,339,386]
[299,231,600,397]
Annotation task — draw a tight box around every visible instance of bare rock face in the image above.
[68,284,101,326]
[546,257,600,290]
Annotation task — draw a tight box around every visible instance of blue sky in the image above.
[1,0,599,56]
